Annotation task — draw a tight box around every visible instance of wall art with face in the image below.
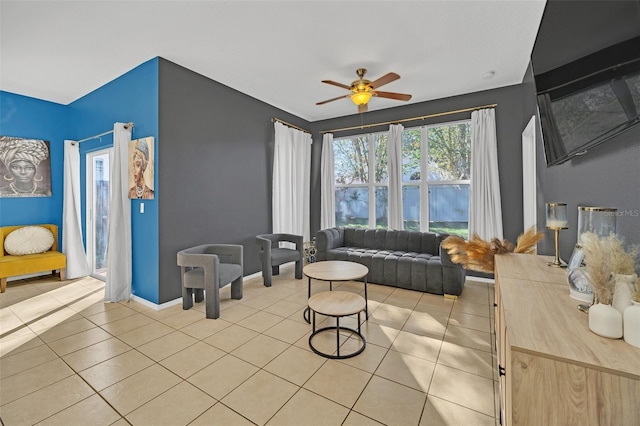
[128,137,155,200]
[0,136,52,198]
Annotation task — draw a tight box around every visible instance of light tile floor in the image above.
[0,268,498,426]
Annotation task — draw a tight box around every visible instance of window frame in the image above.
[333,132,389,229]
[403,119,471,235]
[332,118,471,235]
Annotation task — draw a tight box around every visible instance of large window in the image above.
[334,133,388,228]
[333,120,471,237]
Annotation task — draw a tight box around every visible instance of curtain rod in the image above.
[272,118,311,134]
[73,122,135,144]
[320,104,497,134]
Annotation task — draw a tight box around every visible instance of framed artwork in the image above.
[128,136,155,199]
[0,136,52,198]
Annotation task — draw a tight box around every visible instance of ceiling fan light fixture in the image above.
[318,68,410,111]
[351,91,372,106]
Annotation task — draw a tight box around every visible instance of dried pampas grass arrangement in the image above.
[608,235,639,275]
[580,232,640,304]
[581,233,615,304]
[441,227,544,273]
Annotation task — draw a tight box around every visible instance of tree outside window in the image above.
[333,121,470,237]
[334,134,387,228]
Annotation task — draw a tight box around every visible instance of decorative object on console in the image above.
[566,242,590,303]
[578,206,617,239]
[624,276,640,348]
[624,300,640,348]
[567,268,594,304]
[611,234,638,314]
[546,202,568,268]
[630,275,640,304]
[442,227,544,273]
[588,302,623,339]
[581,232,638,339]
[582,232,618,336]
[581,233,628,304]
[568,206,618,302]
[613,274,636,314]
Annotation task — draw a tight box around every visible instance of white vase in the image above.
[612,273,635,315]
[589,303,623,338]
[623,301,640,348]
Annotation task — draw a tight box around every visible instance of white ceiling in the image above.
[0,0,547,122]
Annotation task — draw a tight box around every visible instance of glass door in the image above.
[86,149,111,280]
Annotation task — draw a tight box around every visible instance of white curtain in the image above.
[62,140,90,279]
[522,115,537,233]
[105,123,132,302]
[273,122,312,241]
[470,108,503,240]
[320,133,335,229]
[387,124,404,230]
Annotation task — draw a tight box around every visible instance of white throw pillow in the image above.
[4,226,54,256]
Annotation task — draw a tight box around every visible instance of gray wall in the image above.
[536,123,640,262]
[156,57,638,303]
[157,59,311,303]
[531,0,640,261]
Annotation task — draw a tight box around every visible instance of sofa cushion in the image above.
[4,226,54,256]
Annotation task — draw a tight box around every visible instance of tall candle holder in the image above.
[570,206,617,304]
[546,202,568,268]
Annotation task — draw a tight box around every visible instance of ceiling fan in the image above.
[316,68,412,113]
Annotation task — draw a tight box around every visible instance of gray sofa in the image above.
[315,227,466,296]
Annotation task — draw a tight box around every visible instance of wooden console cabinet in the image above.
[495,253,640,426]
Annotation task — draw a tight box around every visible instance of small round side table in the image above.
[308,290,366,359]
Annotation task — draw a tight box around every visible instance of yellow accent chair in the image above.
[0,224,67,292]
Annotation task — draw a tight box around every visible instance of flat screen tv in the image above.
[535,36,640,166]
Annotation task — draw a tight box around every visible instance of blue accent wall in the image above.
[69,58,160,303]
[0,58,160,304]
[0,92,69,229]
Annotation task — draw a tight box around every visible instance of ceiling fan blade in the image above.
[373,90,412,101]
[321,80,351,90]
[316,94,350,105]
[369,72,400,89]
[358,103,368,113]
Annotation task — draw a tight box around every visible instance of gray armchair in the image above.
[256,233,303,287]
[177,244,243,319]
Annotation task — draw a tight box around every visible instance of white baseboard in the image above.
[129,269,266,311]
[244,270,263,280]
[129,294,182,310]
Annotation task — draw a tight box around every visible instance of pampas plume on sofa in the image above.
[441,227,544,273]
